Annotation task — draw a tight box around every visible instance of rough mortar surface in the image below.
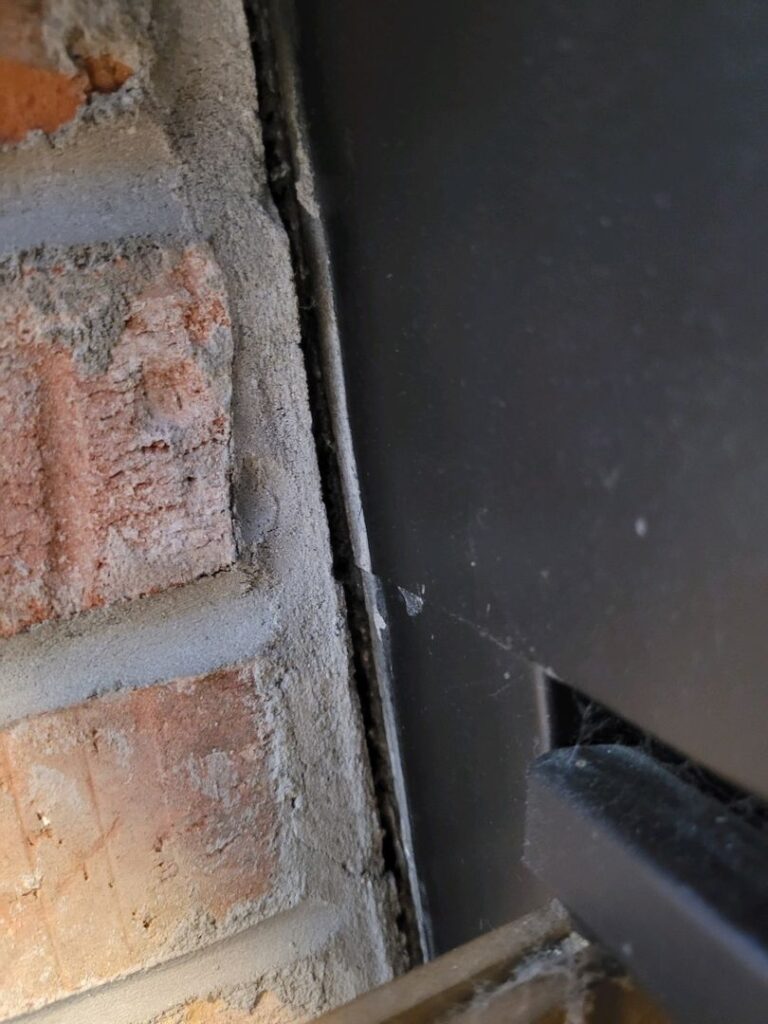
[147,7,402,994]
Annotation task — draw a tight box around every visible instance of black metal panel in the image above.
[526,746,768,1024]
[291,0,768,948]
[380,581,550,953]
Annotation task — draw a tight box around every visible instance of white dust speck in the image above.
[398,586,424,617]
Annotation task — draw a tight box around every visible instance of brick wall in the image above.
[0,1,400,1022]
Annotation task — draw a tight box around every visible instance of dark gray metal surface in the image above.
[291,0,768,950]
[380,581,550,953]
[526,746,768,1024]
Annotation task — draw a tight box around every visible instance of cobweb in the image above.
[549,679,768,834]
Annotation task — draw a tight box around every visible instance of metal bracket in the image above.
[526,745,768,1024]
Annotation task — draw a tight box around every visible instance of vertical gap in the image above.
[245,0,424,967]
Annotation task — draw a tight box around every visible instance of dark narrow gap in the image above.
[245,0,424,967]
[547,677,768,835]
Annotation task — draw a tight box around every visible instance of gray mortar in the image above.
[2,238,163,372]
[38,0,149,74]
[0,116,190,253]
[269,15,429,957]
[1,236,232,394]
[147,0,401,992]
[0,570,273,727]
[0,0,400,1017]
[11,904,339,1024]
[149,0,401,989]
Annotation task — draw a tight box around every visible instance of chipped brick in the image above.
[0,0,137,144]
[0,58,88,144]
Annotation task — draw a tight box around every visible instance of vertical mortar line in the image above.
[245,0,425,966]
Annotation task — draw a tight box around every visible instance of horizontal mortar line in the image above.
[0,568,276,728]
[9,901,340,1024]
[0,114,192,254]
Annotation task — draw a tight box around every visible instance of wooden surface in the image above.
[313,903,578,1024]
[313,901,673,1024]
[589,978,672,1024]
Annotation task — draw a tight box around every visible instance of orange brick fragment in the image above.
[82,52,134,93]
[0,3,136,143]
[0,58,86,143]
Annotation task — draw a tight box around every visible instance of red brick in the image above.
[0,243,235,637]
[0,666,276,1018]
[0,0,136,144]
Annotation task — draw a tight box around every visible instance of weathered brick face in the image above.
[0,243,235,637]
[0,666,276,1018]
